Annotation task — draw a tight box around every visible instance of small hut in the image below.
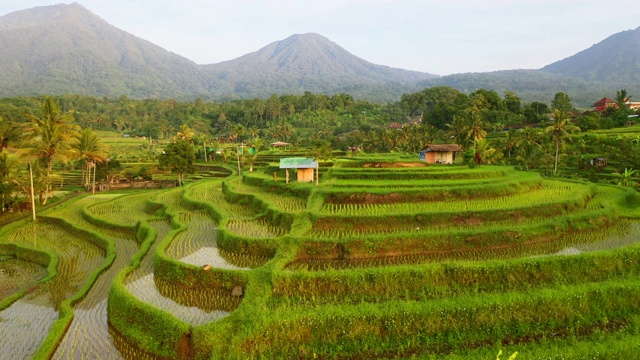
[589,157,607,168]
[279,157,318,183]
[270,141,291,151]
[419,144,462,164]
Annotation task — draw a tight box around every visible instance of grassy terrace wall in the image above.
[108,219,194,359]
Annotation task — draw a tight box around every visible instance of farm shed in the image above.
[270,141,291,151]
[590,157,607,168]
[279,157,318,183]
[419,144,462,164]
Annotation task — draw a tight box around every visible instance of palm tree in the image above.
[515,146,550,171]
[0,115,22,152]
[73,128,109,188]
[474,139,502,165]
[503,128,517,159]
[174,124,195,142]
[465,109,487,150]
[545,109,580,174]
[615,89,629,110]
[445,116,469,148]
[19,97,79,204]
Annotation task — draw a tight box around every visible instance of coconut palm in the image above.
[0,115,23,153]
[545,109,580,174]
[615,89,630,110]
[19,97,79,204]
[73,128,109,187]
[465,109,487,150]
[474,139,503,165]
[174,124,195,142]
[503,128,518,159]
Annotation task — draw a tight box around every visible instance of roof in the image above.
[279,157,317,169]
[270,141,291,146]
[421,144,462,152]
[593,98,616,107]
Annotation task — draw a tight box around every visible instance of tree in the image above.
[503,91,521,114]
[464,109,487,150]
[0,115,22,152]
[551,92,573,112]
[474,139,502,165]
[174,124,195,141]
[502,128,518,159]
[446,116,469,148]
[615,89,629,110]
[19,97,79,204]
[73,128,109,187]
[545,109,580,174]
[0,153,16,214]
[159,139,195,186]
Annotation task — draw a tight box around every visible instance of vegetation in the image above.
[0,84,640,359]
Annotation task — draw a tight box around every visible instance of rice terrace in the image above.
[2,143,640,359]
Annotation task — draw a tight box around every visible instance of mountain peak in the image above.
[541,26,640,84]
[0,2,92,30]
[204,32,436,98]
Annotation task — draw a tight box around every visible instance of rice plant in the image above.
[227,218,288,238]
[319,180,590,216]
[87,191,162,226]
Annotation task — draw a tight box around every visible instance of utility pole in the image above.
[236,149,242,175]
[29,162,36,221]
[92,161,96,195]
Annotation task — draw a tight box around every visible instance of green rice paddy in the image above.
[1,159,640,359]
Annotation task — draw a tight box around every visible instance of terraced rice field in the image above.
[40,194,148,359]
[3,161,640,359]
[0,221,104,359]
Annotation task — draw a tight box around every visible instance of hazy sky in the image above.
[1,0,639,75]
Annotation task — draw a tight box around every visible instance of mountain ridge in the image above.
[0,3,639,106]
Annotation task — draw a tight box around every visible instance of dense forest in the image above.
[1,86,637,147]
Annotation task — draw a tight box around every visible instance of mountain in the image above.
[0,3,216,99]
[422,27,640,107]
[541,27,640,85]
[0,3,639,106]
[0,4,435,101]
[203,33,438,99]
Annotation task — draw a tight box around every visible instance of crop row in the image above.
[233,276,640,359]
[276,220,640,305]
[87,192,160,226]
[228,178,307,212]
[187,180,257,219]
[292,209,617,270]
[326,166,515,180]
[227,218,289,238]
[323,171,538,188]
[318,180,592,216]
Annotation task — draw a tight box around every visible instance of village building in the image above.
[279,157,318,183]
[593,98,617,112]
[419,144,462,164]
[593,97,640,113]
